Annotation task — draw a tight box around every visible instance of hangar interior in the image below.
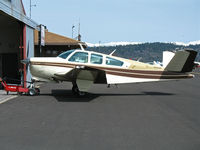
[0,12,23,85]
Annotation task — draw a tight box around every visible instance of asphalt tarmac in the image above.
[0,75,200,150]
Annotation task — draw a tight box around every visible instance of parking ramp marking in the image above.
[0,96,18,105]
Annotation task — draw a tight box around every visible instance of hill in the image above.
[86,42,200,62]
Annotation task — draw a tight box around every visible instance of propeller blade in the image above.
[21,59,30,65]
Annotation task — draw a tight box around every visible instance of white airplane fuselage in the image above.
[29,50,194,87]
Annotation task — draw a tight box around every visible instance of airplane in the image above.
[22,45,197,96]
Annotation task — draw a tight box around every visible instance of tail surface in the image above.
[164,49,197,73]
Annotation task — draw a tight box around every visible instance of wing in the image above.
[54,65,107,92]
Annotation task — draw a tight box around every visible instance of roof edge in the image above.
[0,1,38,29]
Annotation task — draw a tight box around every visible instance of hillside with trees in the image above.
[86,42,200,62]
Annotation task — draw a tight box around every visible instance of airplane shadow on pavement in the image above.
[50,89,175,102]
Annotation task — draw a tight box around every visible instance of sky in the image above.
[22,0,200,44]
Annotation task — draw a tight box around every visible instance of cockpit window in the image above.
[90,53,103,64]
[58,50,75,59]
[68,52,88,63]
[106,57,124,66]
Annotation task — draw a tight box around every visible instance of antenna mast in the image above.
[78,19,81,41]
[29,0,36,18]
[72,24,75,38]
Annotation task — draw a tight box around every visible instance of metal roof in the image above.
[34,30,86,47]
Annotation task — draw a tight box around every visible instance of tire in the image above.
[28,88,36,96]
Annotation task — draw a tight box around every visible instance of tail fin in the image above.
[164,49,197,73]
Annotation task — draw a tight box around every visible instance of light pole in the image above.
[30,0,36,18]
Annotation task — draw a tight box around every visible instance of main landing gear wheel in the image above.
[72,85,86,96]
[72,85,79,95]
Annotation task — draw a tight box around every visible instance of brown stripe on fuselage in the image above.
[31,61,191,79]
[106,71,191,79]
[31,62,74,69]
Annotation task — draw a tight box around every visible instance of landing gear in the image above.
[72,85,79,94]
[72,83,86,96]
[28,88,36,96]
[27,81,40,96]
[28,88,40,96]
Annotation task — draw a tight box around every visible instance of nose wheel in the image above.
[28,88,40,96]
[28,81,40,96]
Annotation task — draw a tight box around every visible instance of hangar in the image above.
[0,0,86,89]
[0,0,38,87]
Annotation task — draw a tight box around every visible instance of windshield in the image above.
[58,50,75,59]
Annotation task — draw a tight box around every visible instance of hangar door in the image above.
[0,12,23,86]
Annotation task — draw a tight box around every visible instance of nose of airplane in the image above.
[21,58,30,65]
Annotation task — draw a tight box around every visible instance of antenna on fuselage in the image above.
[78,43,85,51]
[109,49,116,56]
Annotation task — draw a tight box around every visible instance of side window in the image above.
[90,53,103,64]
[106,57,124,66]
[68,52,88,63]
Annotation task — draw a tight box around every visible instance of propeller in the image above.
[21,58,30,65]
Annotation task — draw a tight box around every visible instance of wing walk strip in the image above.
[31,62,191,79]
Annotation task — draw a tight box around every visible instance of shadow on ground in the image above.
[41,89,175,102]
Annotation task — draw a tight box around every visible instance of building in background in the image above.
[34,30,86,57]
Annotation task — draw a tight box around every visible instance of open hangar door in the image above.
[0,12,24,88]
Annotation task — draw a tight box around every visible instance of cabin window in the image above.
[68,52,88,63]
[90,53,103,64]
[58,50,75,59]
[106,57,124,66]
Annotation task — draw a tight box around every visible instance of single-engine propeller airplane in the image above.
[22,45,197,96]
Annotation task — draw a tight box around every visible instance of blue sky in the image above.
[22,0,199,43]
